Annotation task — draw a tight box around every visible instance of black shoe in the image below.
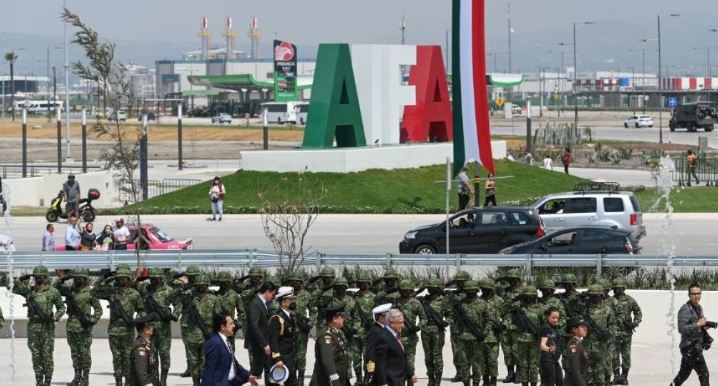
[451,375,463,383]
[218,217,222,222]
[180,369,191,377]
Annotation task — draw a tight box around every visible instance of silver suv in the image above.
[531,183,646,241]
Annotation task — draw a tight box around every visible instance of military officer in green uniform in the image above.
[417,277,449,386]
[373,268,401,307]
[611,277,641,385]
[454,280,485,386]
[137,268,181,386]
[56,268,103,386]
[310,302,350,386]
[350,271,375,386]
[14,265,66,386]
[396,279,423,379]
[599,278,618,386]
[513,285,543,386]
[498,269,523,383]
[288,272,313,386]
[185,274,221,386]
[445,270,470,382]
[173,265,200,378]
[478,278,503,386]
[128,316,160,386]
[562,318,590,386]
[93,265,145,386]
[215,271,245,350]
[583,284,616,386]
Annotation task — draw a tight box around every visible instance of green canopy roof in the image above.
[487,73,524,87]
[187,74,313,91]
[181,89,222,97]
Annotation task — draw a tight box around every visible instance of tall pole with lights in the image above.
[572,21,596,139]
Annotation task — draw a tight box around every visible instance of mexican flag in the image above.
[452,0,495,176]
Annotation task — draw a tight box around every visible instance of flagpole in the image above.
[446,156,451,256]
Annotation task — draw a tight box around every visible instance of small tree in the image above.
[4,51,17,121]
[259,173,325,272]
[62,9,145,266]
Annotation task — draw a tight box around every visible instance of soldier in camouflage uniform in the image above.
[539,279,566,338]
[288,272,313,386]
[184,274,221,386]
[373,268,401,307]
[137,267,181,386]
[396,279,423,379]
[350,271,375,386]
[93,265,144,386]
[583,284,616,386]
[215,271,245,350]
[418,276,449,386]
[557,274,584,319]
[445,270,470,382]
[454,280,484,386]
[599,278,618,386]
[173,265,200,378]
[0,305,4,329]
[14,265,66,386]
[611,277,641,385]
[512,285,543,386]
[498,269,523,383]
[478,278,503,386]
[56,268,103,386]
[310,268,337,332]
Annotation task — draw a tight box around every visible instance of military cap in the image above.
[115,266,132,279]
[398,279,414,290]
[116,264,131,272]
[184,266,200,276]
[216,271,232,282]
[612,277,627,289]
[599,279,612,291]
[426,276,443,288]
[325,302,347,318]
[478,278,496,290]
[454,270,471,281]
[586,284,604,296]
[382,268,400,280]
[148,267,164,279]
[567,317,589,330]
[372,303,392,315]
[463,280,480,291]
[276,286,296,300]
[502,269,521,279]
[194,274,211,286]
[32,265,49,277]
[355,271,372,283]
[539,278,556,290]
[561,273,578,285]
[333,277,349,287]
[520,285,538,297]
[72,268,90,278]
[248,266,264,277]
[287,272,305,283]
[320,267,336,278]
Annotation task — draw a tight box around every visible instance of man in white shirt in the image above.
[42,224,55,251]
[113,217,131,250]
[64,216,81,251]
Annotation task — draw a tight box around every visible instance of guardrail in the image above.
[116,177,202,201]
[1,164,103,179]
[2,250,717,276]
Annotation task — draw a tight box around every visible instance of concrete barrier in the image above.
[4,171,119,208]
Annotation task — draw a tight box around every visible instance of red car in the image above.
[56,223,193,251]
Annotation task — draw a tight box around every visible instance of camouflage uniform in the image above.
[350,271,375,386]
[498,269,523,383]
[288,273,313,386]
[513,286,543,385]
[454,280,484,386]
[557,274,584,350]
[13,266,66,386]
[185,274,221,385]
[583,284,616,386]
[446,271,470,382]
[373,268,401,307]
[396,279,423,377]
[215,271,245,350]
[55,268,103,386]
[137,268,181,386]
[600,278,618,385]
[418,277,449,386]
[611,277,641,385]
[310,268,337,332]
[93,266,144,386]
[478,278,503,386]
[174,265,200,378]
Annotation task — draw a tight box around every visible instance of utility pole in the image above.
[400,16,406,45]
[64,0,72,160]
[507,0,512,73]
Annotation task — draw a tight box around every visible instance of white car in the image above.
[109,110,127,122]
[211,113,232,124]
[511,105,523,116]
[624,115,653,128]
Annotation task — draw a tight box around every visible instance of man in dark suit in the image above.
[246,281,277,379]
[269,286,298,386]
[203,312,259,386]
[376,309,417,386]
[365,303,392,386]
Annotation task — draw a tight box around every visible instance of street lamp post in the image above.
[64,0,72,161]
[572,21,596,139]
[657,13,681,144]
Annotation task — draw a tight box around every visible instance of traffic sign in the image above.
[496,97,505,107]
[667,96,678,108]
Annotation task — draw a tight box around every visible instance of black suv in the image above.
[669,102,717,132]
[399,207,545,254]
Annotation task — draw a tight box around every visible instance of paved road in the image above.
[2,213,716,255]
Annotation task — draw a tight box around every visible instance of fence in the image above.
[1,250,717,276]
[1,164,102,179]
[672,156,718,185]
[116,177,202,202]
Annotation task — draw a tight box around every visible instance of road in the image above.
[2,213,717,255]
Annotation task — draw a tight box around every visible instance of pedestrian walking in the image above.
[611,277,641,385]
[351,271,376,386]
[478,278,503,386]
[174,266,201,378]
[13,265,66,386]
[269,286,299,386]
[484,173,497,207]
[539,307,563,386]
[202,313,258,386]
[396,280,422,380]
[288,273,314,386]
[96,224,115,251]
[62,173,81,218]
[128,316,160,386]
[457,166,472,211]
[65,215,81,251]
[454,280,485,386]
[686,149,699,186]
[209,176,226,222]
[671,282,714,386]
[215,271,246,351]
[113,218,131,250]
[377,309,418,386]
[562,318,589,386]
[562,148,572,175]
[365,303,392,386]
[513,286,543,386]
[42,224,55,251]
[79,222,96,251]
[310,302,351,386]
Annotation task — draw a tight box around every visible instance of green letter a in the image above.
[302,44,366,148]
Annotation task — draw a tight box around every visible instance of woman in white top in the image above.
[208,176,226,222]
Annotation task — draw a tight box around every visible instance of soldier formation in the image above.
[4,265,643,386]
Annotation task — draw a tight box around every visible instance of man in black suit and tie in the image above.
[365,303,392,386]
[245,281,278,379]
[376,309,418,386]
[269,286,298,386]
[203,313,259,386]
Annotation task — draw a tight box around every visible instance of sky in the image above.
[2,0,718,74]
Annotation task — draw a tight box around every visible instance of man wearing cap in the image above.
[203,312,259,386]
[611,277,641,385]
[247,281,278,381]
[445,271,470,383]
[240,267,266,311]
[93,265,145,386]
[216,272,246,351]
[454,280,485,386]
[56,268,103,386]
[173,266,200,378]
[478,278,503,386]
[498,269,523,383]
[62,172,81,218]
[418,277,449,386]
[137,268,181,386]
[185,274,221,385]
[14,265,66,386]
[562,318,589,386]
[269,286,299,386]
[583,284,615,386]
[396,279,422,381]
[310,302,351,386]
[352,271,376,386]
[599,279,618,386]
[373,268,401,307]
[365,303,392,386]
[513,286,543,386]
[128,316,160,386]
[310,268,336,330]
[557,274,584,320]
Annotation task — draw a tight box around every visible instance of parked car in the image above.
[531,182,646,241]
[109,110,127,122]
[211,113,232,124]
[499,227,639,255]
[624,115,653,128]
[399,207,545,254]
[56,223,193,251]
[669,102,717,132]
[511,104,522,116]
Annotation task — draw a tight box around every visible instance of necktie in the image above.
[397,335,404,350]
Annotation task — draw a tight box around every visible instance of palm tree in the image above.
[4,51,18,121]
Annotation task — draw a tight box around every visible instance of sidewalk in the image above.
[552,166,658,187]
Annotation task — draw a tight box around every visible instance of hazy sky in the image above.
[2,0,718,73]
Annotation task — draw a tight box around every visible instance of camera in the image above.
[706,321,718,329]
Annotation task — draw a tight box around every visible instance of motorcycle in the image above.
[45,188,100,223]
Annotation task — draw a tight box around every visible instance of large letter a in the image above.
[302,44,366,148]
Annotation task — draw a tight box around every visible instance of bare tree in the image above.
[62,8,145,266]
[258,173,324,272]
